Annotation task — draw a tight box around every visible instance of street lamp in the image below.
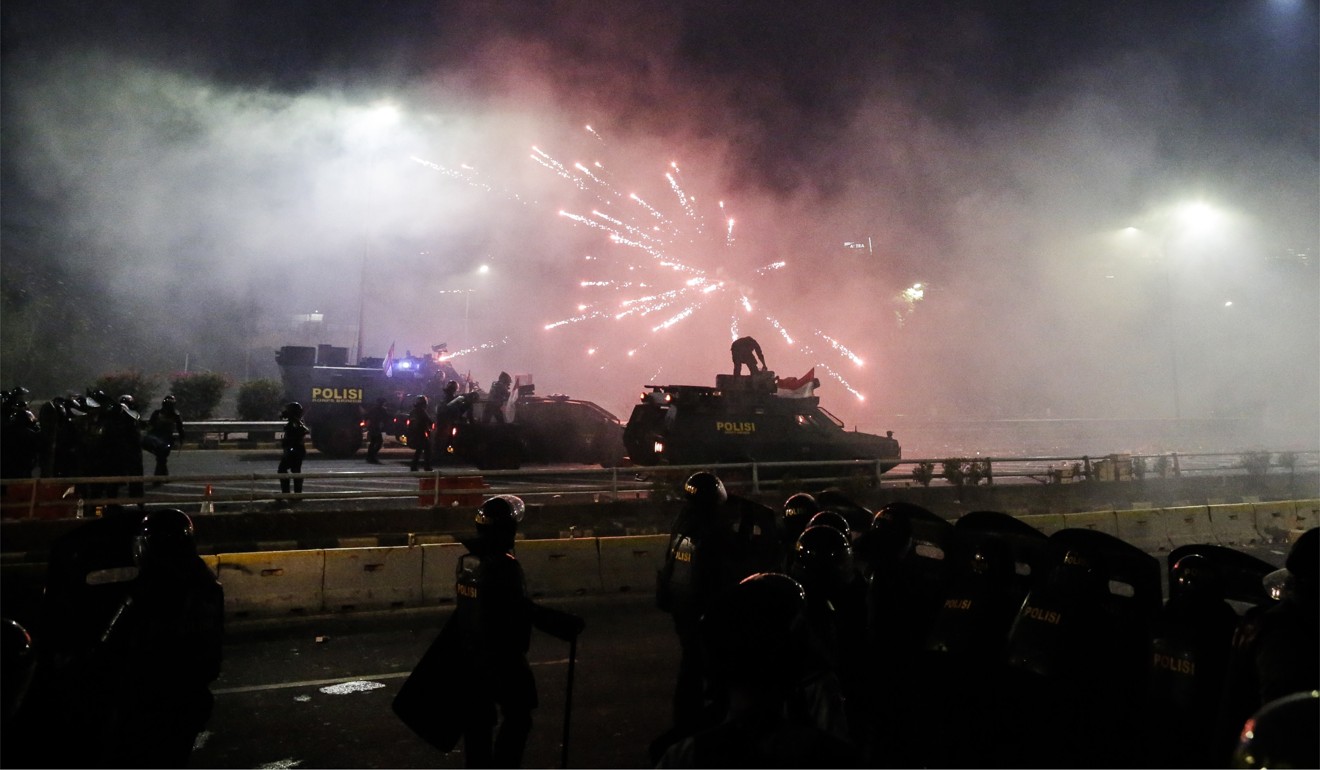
[1122,201,1230,420]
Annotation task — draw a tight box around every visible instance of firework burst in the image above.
[537,127,870,400]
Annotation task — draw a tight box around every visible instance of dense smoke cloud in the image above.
[2,0,1316,449]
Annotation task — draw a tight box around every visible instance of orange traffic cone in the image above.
[200,484,215,514]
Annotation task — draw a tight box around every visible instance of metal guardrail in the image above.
[2,451,1316,521]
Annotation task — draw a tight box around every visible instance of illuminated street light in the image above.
[351,101,403,364]
[1122,200,1231,420]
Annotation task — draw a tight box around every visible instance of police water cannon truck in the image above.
[622,369,902,475]
[276,344,464,457]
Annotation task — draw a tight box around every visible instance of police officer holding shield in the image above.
[144,395,186,480]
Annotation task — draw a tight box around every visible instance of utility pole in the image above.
[355,254,366,365]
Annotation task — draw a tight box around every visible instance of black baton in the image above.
[561,634,577,769]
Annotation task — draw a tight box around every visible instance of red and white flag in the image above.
[776,367,818,397]
[383,342,396,377]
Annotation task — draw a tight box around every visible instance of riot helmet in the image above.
[807,510,851,538]
[475,494,526,527]
[443,380,459,398]
[1230,690,1319,769]
[967,536,1015,581]
[132,508,197,567]
[281,401,304,419]
[1170,553,1226,602]
[414,395,428,409]
[683,471,728,508]
[776,493,818,541]
[702,572,808,692]
[86,389,110,409]
[863,504,918,567]
[119,394,135,407]
[1285,527,1317,587]
[1050,546,1107,596]
[475,494,525,549]
[790,524,855,591]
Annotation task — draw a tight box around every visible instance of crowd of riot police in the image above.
[650,471,1318,769]
[1,386,186,503]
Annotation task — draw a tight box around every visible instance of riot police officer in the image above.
[787,525,866,746]
[95,509,224,767]
[0,388,40,483]
[484,372,512,424]
[363,397,391,465]
[780,492,822,559]
[1145,552,1241,767]
[144,395,186,479]
[448,495,584,767]
[407,396,433,471]
[1217,527,1318,763]
[1229,690,1319,769]
[656,573,859,768]
[654,472,753,752]
[277,402,309,502]
[105,395,145,503]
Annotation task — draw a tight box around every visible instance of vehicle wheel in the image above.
[476,438,522,470]
[313,424,363,458]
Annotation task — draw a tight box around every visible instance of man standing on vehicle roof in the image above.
[730,336,766,376]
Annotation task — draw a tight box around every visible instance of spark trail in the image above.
[530,127,869,399]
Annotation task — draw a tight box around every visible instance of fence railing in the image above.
[2,450,1316,521]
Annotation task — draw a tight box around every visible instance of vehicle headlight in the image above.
[653,441,665,454]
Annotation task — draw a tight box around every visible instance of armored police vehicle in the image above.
[277,345,628,467]
[423,387,628,471]
[622,370,902,474]
[276,344,463,457]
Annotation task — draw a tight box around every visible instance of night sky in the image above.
[2,0,1317,444]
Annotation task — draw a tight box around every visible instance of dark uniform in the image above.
[730,336,766,376]
[484,372,512,424]
[787,525,865,747]
[657,573,859,769]
[407,396,433,471]
[431,381,462,459]
[0,390,40,485]
[106,396,145,502]
[278,402,309,499]
[654,472,765,752]
[396,495,583,768]
[96,510,224,767]
[143,396,186,479]
[1216,527,1318,764]
[364,398,391,464]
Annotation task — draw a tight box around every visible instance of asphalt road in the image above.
[186,540,1296,770]
[194,593,673,770]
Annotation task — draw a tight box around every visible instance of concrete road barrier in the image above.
[217,549,325,617]
[323,545,424,612]
[420,542,464,604]
[1253,500,1299,542]
[597,534,667,594]
[1296,499,1319,531]
[1059,510,1119,537]
[1206,503,1261,545]
[519,537,602,597]
[1162,505,1217,548]
[1114,509,1172,552]
[1016,513,1069,537]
